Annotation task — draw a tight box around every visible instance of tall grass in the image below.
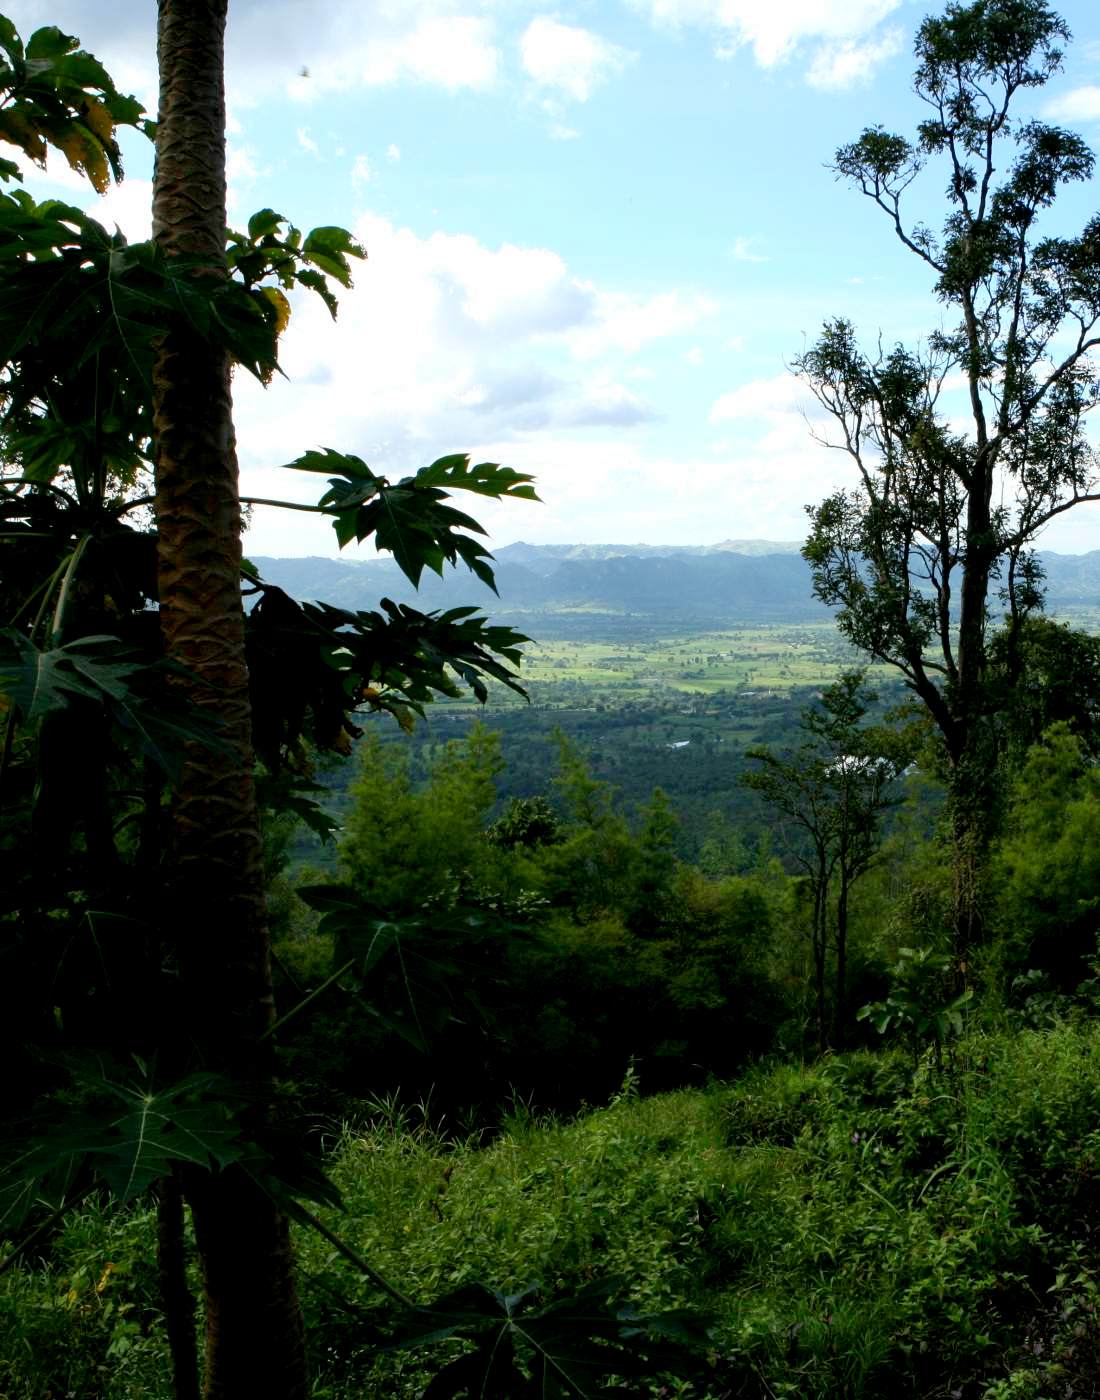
[4,1022,1100,1397]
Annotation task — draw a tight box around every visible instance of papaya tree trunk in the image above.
[152,2,306,1395]
[156,1173,199,1400]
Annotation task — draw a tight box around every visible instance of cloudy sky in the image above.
[10,0,1100,557]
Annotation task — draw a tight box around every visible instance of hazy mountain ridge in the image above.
[248,541,1100,625]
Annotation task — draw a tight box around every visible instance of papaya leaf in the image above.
[414,454,540,502]
[0,1071,246,1229]
[280,446,379,481]
[419,1343,516,1400]
[277,449,536,591]
[90,1074,244,1201]
[352,488,488,588]
[0,626,109,718]
[254,772,340,842]
[236,1123,344,1214]
[247,206,285,241]
[25,26,86,69]
[294,883,539,1055]
[1,1068,345,1238]
[388,1277,713,1399]
[0,631,230,780]
[296,266,339,318]
[0,16,22,64]
[244,581,527,769]
[0,21,149,190]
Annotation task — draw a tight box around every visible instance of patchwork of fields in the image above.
[494,620,881,703]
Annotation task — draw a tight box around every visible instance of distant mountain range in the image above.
[247,540,1100,627]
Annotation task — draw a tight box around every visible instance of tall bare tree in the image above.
[797,0,1100,953]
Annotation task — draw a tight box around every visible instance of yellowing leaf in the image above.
[58,126,108,193]
[260,286,291,335]
[81,98,114,144]
[0,107,46,165]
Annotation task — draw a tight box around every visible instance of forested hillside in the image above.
[4,3,1100,1398]
[250,541,1100,628]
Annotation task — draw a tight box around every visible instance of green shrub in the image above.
[295,1085,730,1395]
[6,1022,1100,1399]
[0,1200,168,1399]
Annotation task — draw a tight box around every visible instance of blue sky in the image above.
[10,0,1100,557]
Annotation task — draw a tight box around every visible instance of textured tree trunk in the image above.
[152,2,306,1395]
[949,431,997,961]
[157,1174,200,1400]
[811,875,828,1056]
[833,874,848,1052]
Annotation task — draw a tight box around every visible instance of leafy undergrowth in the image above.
[0,1198,169,1399]
[4,1021,1100,1397]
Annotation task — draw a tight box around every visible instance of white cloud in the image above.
[5,2,502,111]
[297,127,320,156]
[432,433,854,548]
[226,144,266,213]
[628,0,902,72]
[686,346,704,365]
[549,122,581,141]
[730,236,769,263]
[284,14,500,100]
[228,212,714,553]
[351,154,372,187]
[709,372,820,425]
[805,27,902,89]
[520,17,632,102]
[386,144,402,162]
[561,378,658,426]
[567,289,719,359]
[431,236,592,334]
[436,423,1100,553]
[1044,85,1100,122]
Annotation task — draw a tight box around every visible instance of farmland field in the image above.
[489,620,882,704]
[295,619,919,871]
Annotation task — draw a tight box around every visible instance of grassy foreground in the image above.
[4,1022,1100,1397]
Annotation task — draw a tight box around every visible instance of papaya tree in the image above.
[0,8,536,1396]
[151,3,308,1393]
[797,0,1100,954]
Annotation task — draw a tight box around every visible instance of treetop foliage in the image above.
[0,19,152,191]
[798,0,1100,909]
